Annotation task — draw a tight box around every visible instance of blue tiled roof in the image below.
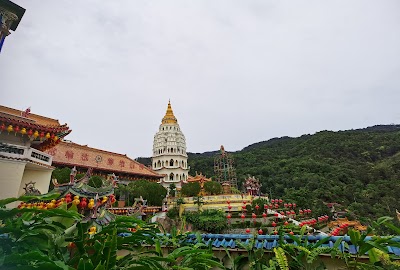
[190,234,400,256]
[118,232,400,256]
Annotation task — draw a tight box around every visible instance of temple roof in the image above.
[47,141,162,179]
[189,234,400,255]
[186,173,211,183]
[0,105,64,127]
[161,101,178,124]
[0,105,71,151]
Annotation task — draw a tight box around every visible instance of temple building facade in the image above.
[152,101,189,190]
[0,105,71,201]
[47,141,162,183]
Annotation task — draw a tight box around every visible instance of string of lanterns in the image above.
[0,123,61,142]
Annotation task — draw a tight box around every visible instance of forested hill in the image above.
[185,124,400,223]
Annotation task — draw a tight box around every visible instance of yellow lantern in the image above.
[88,226,97,235]
[45,132,50,139]
[53,135,58,141]
[7,125,13,133]
[33,130,39,138]
[21,128,27,135]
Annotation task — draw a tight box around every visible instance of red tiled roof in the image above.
[47,141,162,179]
[0,105,66,128]
[186,173,211,183]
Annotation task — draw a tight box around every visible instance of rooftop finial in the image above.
[162,100,177,124]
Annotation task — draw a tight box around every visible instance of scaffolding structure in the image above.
[214,145,238,189]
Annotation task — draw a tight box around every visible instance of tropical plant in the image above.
[0,193,81,270]
[0,193,226,270]
[340,217,400,269]
[280,225,338,270]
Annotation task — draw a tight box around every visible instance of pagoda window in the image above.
[157,160,161,167]
[170,159,174,166]
[175,160,178,166]
[162,161,164,166]
[154,162,156,168]
[169,173,174,181]
[176,174,178,180]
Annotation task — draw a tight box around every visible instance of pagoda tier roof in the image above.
[47,141,162,180]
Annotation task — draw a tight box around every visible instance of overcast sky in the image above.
[1,0,400,158]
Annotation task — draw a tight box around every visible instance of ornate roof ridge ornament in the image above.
[162,100,178,124]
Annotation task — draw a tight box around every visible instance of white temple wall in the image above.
[0,159,26,206]
[19,167,53,196]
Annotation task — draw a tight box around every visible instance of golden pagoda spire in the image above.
[162,100,178,124]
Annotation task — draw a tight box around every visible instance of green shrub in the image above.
[185,210,227,233]
[167,207,179,219]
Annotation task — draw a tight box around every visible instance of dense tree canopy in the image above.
[187,125,400,224]
[203,181,222,195]
[51,167,71,184]
[127,180,167,206]
[181,182,201,197]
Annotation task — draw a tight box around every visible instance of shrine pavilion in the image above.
[0,105,71,201]
[47,141,162,183]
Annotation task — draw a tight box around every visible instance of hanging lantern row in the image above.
[330,224,348,236]
[0,123,60,141]
[283,203,297,208]
[299,219,317,227]
[17,193,116,210]
[299,209,312,215]
[317,215,329,222]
